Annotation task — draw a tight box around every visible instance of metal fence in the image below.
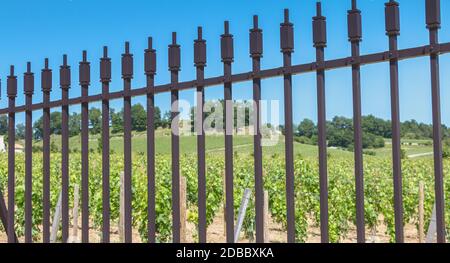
[0,0,448,243]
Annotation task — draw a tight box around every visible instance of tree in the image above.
[161,111,171,128]
[297,119,316,138]
[0,115,7,135]
[69,112,81,137]
[33,111,62,140]
[16,123,25,140]
[154,107,162,129]
[131,104,147,131]
[89,108,102,134]
[111,109,123,134]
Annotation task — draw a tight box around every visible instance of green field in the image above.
[27,129,434,159]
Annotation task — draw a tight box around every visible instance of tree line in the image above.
[290,115,450,150]
[0,104,171,140]
[0,104,448,147]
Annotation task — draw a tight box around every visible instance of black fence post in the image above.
[169,32,181,243]
[385,0,404,243]
[80,50,91,243]
[24,62,34,243]
[426,0,445,243]
[194,27,207,243]
[41,58,52,243]
[348,0,365,243]
[60,55,71,243]
[221,21,235,243]
[122,42,134,243]
[7,65,17,243]
[250,15,264,243]
[145,37,157,243]
[280,9,295,243]
[100,46,111,243]
[313,2,329,243]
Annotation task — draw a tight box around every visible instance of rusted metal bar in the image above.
[313,2,329,243]
[281,9,295,243]
[222,21,235,243]
[250,15,264,243]
[145,38,157,243]
[122,42,133,243]
[41,58,52,243]
[194,27,207,243]
[60,55,71,243]
[385,0,404,243]
[100,46,111,243]
[24,62,34,243]
[348,0,365,243]
[80,51,90,243]
[426,0,445,243]
[2,42,450,115]
[169,32,181,243]
[7,65,17,243]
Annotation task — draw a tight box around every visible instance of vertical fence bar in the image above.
[60,55,71,243]
[7,65,17,243]
[122,42,133,243]
[280,9,295,243]
[145,38,157,243]
[24,62,34,243]
[42,58,52,243]
[385,0,404,243]
[194,27,207,243]
[80,51,91,243]
[169,32,181,243]
[313,2,329,243]
[250,15,264,243]
[426,0,445,243]
[221,21,235,243]
[348,0,365,243]
[100,46,111,243]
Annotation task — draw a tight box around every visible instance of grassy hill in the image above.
[24,128,433,159]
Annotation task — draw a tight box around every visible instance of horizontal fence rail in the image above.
[0,0,447,243]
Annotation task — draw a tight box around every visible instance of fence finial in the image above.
[317,2,322,16]
[250,15,263,58]
[197,27,203,40]
[195,27,206,67]
[348,0,362,42]
[148,37,153,50]
[7,65,17,98]
[253,15,259,29]
[221,21,234,63]
[313,1,327,48]
[145,37,157,75]
[82,51,87,62]
[284,9,289,23]
[385,0,400,36]
[169,32,181,71]
[281,9,294,53]
[24,62,34,95]
[172,32,177,45]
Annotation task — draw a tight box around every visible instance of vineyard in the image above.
[0,151,449,243]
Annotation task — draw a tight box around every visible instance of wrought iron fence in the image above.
[0,0,448,243]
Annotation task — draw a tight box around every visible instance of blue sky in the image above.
[0,0,449,126]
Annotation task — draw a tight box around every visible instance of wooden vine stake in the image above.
[180,175,187,243]
[263,190,269,243]
[119,171,125,243]
[68,184,80,243]
[419,181,424,243]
